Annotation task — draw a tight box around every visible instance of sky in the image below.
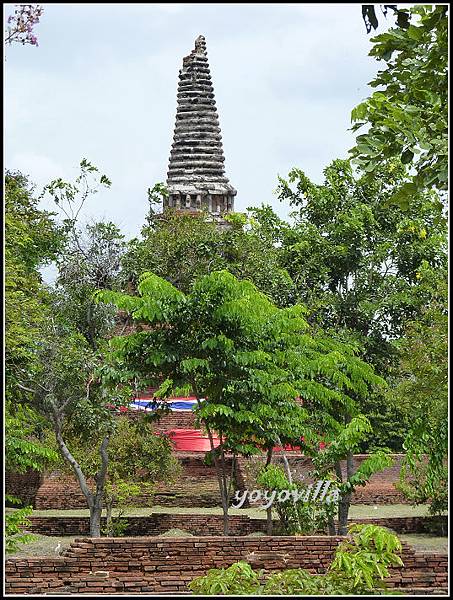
[5,2,390,242]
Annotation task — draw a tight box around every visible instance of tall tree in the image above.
[54,221,127,348]
[393,268,448,515]
[5,170,64,550]
[350,5,448,209]
[43,414,180,536]
[5,171,65,471]
[5,171,64,403]
[274,159,447,449]
[97,270,384,534]
[6,161,139,537]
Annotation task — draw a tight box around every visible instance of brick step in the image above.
[386,570,448,587]
[393,587,448,595]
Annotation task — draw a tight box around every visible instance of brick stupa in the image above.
[165,35,237,218]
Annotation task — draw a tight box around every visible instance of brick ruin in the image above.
[18,514,448,538]
[5,400,413,510]
[5,536,448,595]
[6,446,411,511]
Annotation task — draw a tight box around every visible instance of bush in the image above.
[158,528,193,537]
[5,496,37,554]
[256,464,337,534]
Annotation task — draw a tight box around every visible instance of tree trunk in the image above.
[334,460,344,535]
[276,436,293,485]
[206,424,229,535]
[90,500,103,537]
[105,497,113,536]
[327,514,336,536]
[91,434,109,537]
[338,493,352,535]
[338,453,354,535]
[54,418,110,538]
[219,444,230,536]
[265,447,273,535]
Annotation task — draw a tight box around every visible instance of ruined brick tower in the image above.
[165,35,237,217]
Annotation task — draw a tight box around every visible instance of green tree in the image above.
[5,501,37,555]
[4,162,131,540]
[5,171,66,550]
[350,5,448,208]
[256,464,337,535]
[24,328,112,536]
[121,206,296,307]
[5,171,64,404]
[308,417,393,534]
[54,221,127,348]
[394,270,448,515]
[274,159,447,449]
[5,403,58,477]
[23,319,178,537]
[5,171,62,476]
[45,415,180,536]
[97,270,383,534]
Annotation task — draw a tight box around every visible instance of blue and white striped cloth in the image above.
[130,398,199,412]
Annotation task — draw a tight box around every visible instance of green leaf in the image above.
[401,148,414,164]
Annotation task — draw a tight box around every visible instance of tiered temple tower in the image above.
[165,35,237,217]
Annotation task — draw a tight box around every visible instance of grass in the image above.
[399,534,448,553]
[5,535,78,559]
[20,503,437,519]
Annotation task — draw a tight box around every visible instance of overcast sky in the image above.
[5,2,389,240]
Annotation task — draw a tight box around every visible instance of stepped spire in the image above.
[165,35,237,215]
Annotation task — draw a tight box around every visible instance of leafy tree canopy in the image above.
[394,270,448,515]
[5,171,65,473]
[271,159,446,450]
[54,221,127,348]
[97,270,384,532]
[121,206,296,307]
[350,5,448,209]
[275,159,446,374]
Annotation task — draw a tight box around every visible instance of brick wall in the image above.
[25,514,447,537]
[25,514,252,537]
[5,469,44,507]
[6,453,413,511]
[240,454,410,505]
[5,536,447,595]
[31,454,225,510]
[348,515,448,536]
[153,411,196,432]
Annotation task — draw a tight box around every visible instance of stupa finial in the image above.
[194,34,206,54]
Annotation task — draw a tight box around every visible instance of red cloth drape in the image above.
[167,429,220,451]
[165,429,326,452]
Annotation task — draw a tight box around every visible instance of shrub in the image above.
[256,464,337,534]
